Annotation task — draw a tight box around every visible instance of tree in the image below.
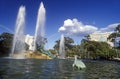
[107,24,120,49]
[115,24,120,33]
[107,24,120,57]
[80,39,114,59]
[0,32,13,56]
[107,33,120,42]
[115,24,120,48]
[54,40,60,51]
[53,36,74,56]
[84,35,91,40]
[64,37,74,50]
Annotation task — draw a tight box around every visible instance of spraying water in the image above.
[11,6,26,58]
[33,2,46,51]
[59,34,65,59]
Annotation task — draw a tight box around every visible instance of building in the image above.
[89,32,114,46]
[25,34,34,50]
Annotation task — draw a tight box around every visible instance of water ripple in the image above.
[0,59,120,79]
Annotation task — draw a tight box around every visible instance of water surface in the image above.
[0,58,120,79]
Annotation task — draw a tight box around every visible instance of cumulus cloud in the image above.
[58,18,98,36]
[58,18,120,36]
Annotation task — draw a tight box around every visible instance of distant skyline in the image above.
[0,0,120,49]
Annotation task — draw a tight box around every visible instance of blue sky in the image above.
[0,0,120,49]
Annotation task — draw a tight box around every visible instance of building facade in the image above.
[89,32,113,46]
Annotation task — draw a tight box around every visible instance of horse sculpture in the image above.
[72,55,86,69]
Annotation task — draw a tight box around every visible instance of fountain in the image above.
[59,34,65,59]
[9,2,53,59]
[33,2,46,51]
[11,6,26,59]
[31,2,54,59]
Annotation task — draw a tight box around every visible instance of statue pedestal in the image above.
[24,51,52,59]
[11,51,52,59]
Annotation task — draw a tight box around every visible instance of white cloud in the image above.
[99,23,120,32]
[64,19,74,26]
[58,18,120,36]
[58,18,98,36]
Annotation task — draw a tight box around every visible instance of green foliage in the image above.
[53,33,120,59]
[53,36,119,59]
[107,24,120,48]
[53,36,74,53]
[53,36,77,57]
[80,39,120,59]
[54,40,60,51]
[0,32,13,56]
[107,32,120,42]
[115,24,120,32]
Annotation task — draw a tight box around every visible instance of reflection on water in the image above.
[0,58,120,79]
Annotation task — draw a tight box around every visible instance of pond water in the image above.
[0,58,120,79]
